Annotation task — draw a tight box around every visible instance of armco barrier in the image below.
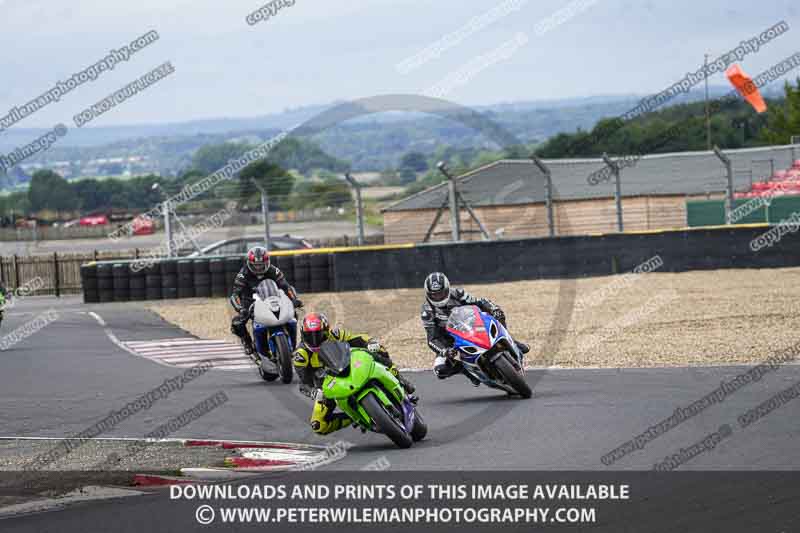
[81,225,800,303]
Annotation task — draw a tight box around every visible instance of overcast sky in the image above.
[0,0,798,129]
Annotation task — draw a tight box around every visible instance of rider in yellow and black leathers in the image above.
[294,312,415,435]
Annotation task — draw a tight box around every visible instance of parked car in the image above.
[79,215,109,226]
[131,216,155,236]
[182,235,313,257]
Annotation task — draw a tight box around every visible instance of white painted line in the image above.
[139,347,244,358]
[158,353,249,363]
[203,364,255,371]
[180,468,264,480]
[240,450,317,460]
[126,339,228,348]
[87,312,106,327]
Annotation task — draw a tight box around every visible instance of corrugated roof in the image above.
[383,145,799,212]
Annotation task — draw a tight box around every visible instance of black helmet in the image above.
[424,272,450,308]
[246,246,270,275]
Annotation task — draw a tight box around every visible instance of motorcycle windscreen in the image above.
[256,279,281,300]
[318,341,351,376]
[446,305,492,349]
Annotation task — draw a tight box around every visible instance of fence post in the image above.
[529,153,555,237]
[602,153,624,232]
[344,173,365,246]
[436,162,461,242]
[163,200,174,258]
[12,254,19,289]
[53,252,60,298]
[714,146,734,224]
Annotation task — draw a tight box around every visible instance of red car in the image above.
[79,215,109,226]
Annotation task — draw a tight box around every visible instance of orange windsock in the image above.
[725,64,767,113]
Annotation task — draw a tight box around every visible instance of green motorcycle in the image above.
[317,341,427,449]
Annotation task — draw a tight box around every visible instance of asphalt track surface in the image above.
[2,296,800,531]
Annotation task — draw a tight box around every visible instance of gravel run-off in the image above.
[148,267,800,370]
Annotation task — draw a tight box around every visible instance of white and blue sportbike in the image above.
[446,305,532,398]
[250,279,297,384]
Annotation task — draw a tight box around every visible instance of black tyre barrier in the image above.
[177,259,194,290]
[309,254,329,268]
[87,225,800,304]
[97,263,113,290]
[211,271,227,287]
[225,256,242,294]
[310,279,330,292]
[146,287,163,300]
[195,285,212,298]
[112,263,129,303]
[193,258,210,274]
[177,286,195,298]
[130,288,147,301]
[82,278,98,290]
[160,260,177,275]
[84,289,100,303]
[273,255,294,281]
[211,282,228,298]
[82,263,100,303]
[293,254,311,293]
[209,258,225,273]
[194,273,211,286]
[115,290,130,302]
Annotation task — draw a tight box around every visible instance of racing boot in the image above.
[461,365,482,387]
[515,341,530,355]
[241,335,256,360]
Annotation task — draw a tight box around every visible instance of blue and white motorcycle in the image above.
[445,305,532,398]
[250,279,298,384]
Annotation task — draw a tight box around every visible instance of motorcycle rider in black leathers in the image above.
[230,246,302,356]
[421,272,530,384]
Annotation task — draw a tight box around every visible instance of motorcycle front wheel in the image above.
[360,393,413,449]
[494,356,532,399]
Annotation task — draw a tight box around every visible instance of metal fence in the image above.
[385,143,800,243]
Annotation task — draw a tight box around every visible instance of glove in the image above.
[367,339,383,353]
[299,384,314,398]
[491,308,506,323]
[444,347,459,360]
[293,298,304,309]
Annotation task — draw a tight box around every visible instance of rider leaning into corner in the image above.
[229,246,303,356]
[293,312,416,435]
[421,272,530,385]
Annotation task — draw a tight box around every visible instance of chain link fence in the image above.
[383,143,800,243]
